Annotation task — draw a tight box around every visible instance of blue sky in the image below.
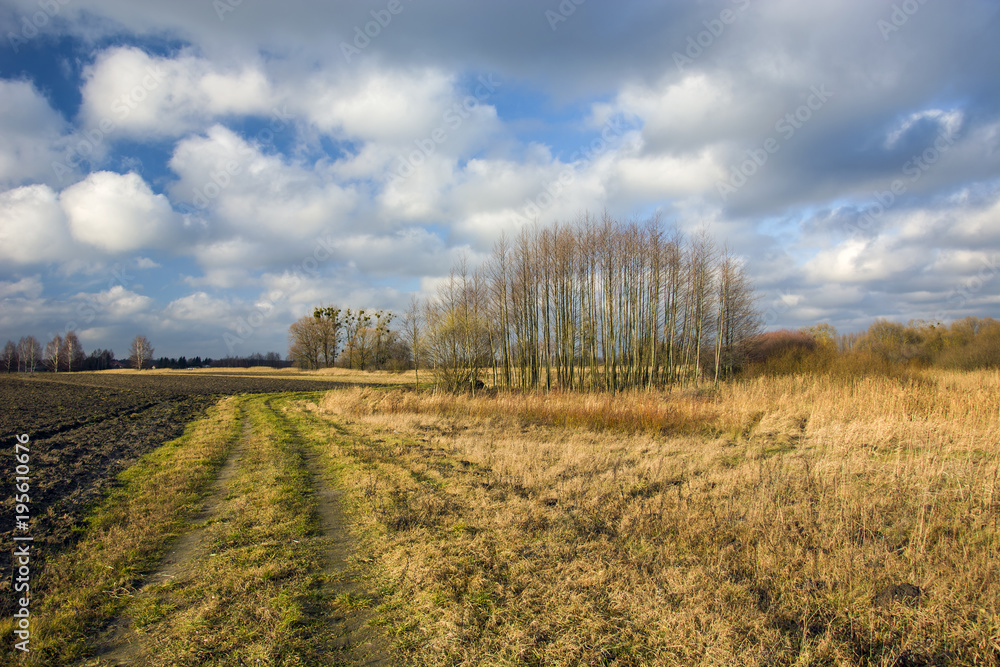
[1,0,999,358]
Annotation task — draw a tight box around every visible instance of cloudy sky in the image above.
[1,0,998,358]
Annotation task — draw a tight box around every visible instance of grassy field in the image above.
[306,369,1000,665]
[3,368,998,665]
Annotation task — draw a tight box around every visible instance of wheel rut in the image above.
[80,409,250,666]
[78,397,391,666]
[270,399,393,666]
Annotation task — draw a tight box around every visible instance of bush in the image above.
[742,330,828,376]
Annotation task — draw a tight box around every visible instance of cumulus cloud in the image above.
[60,171,178,253]
[2,0,1000,355]
[162,291,236,324]
[0,80,69,187]
[0,185,74,265]
[79,46,275,139]
[169,125,357,242]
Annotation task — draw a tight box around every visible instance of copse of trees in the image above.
[288,305,409,371]
[3,333,86,373]
[422,214,762,391]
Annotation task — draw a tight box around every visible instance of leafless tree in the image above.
[288,316,322,369]
[425,260,492,392]
[312,305,342,367]
[128,335,154,370]
[371,310,395,369]
[44,334,63,372]
[17,336,41,373]
[402,295,424,384]
[2,340,17,373]
[425,213,761,391]
[63,331,84,372]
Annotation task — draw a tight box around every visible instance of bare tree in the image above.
[2,340,17,373]
[288,316,322,369]
[63,331,84,372]
[128,335,154,370]
[17,336,41,373]
[371,310,395,369]
[341,309,369,369]
[402,295,424,384]
[44,334,63,372]
[312,305,342,367]
[426,263,492,392]
[425,213,761,392]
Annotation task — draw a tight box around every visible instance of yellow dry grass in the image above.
[301,369,1000,665]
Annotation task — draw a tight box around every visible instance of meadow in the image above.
[2,368,997,665]
[310,368,1000,665]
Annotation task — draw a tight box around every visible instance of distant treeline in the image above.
[1,332,288,373]
[747,316,1000,375]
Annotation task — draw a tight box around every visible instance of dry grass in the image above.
[298,369,1000,665]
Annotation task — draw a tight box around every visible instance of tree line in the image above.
[420,214,761,391]
[2,332,85,373]
[751,316,1000,375]
[1,331,283,373]
[286,214,763,391]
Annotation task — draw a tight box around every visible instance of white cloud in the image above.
[613,147,724,200]
[169,125,357,242]
[76,284,153,318]
[163,292,236,323]
[79,46,275,139]
[0,80,68,187]
[0,184,74,264]
[292,67,456,143]
[0,276,43,300]
[60,171,177,253]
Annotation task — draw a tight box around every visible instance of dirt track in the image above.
[0,371,379,618]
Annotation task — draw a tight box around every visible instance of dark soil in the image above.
[0,371,374,617]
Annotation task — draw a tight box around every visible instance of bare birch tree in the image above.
[128,335,154,370]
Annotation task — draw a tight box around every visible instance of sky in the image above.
[0,0,998,359]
